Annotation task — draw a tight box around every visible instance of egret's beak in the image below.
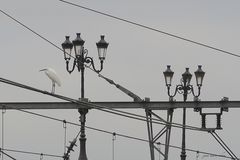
[39,69,46,72]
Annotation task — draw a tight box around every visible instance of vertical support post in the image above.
[145,109,155,160]
[180,81,188,160]
[63,120,67,155]
[78,108,88,160]
[1,108,6,160]
[112,132,116,160]
[78,49,88,160]
[180,107,186,160]
[80,51,85,99]
[164,108,174,160]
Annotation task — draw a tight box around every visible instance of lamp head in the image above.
[182,68,192,85]
[72,33,85,56]
[163,65,174,86]
[62,36,73,60]
[96,35,109,61]
[194,65,205,86]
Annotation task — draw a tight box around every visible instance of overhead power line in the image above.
[0,149,16,160]
[0,9,102,75]
[4,107,233,159]
[0,9,63,52]
[59,0,240,58]
[1,148,62,159]
[0,6,238,159]
[0,76,205,132]
[1,5,240,60]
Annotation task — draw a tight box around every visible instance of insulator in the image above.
[201,114,206,129]
[216,114,222,129]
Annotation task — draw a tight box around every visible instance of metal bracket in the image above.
[194,97,229,131]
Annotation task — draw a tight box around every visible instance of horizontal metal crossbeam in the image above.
[0,101,240,110]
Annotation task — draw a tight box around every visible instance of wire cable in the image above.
[209,131,239,160]
[0,9,63,52]
[63,120,67,155]
[0,76,206,132]
[1,148,62,159]
[0,8,229,133]
[0,9,102,76]
[1,108,6,160]
[112,132,116,160]
[0,6,238,159]
[59,0,240,59]
[0,149,16,160]
[3,107,234,159]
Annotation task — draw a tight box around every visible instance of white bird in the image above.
[39,67,61,93]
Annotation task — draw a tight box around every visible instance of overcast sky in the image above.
[1,0,240,159]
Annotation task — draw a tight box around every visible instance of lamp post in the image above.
[61,33,109,160]
[163,65,205,160]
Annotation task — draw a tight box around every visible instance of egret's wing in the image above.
[45,68,61,86]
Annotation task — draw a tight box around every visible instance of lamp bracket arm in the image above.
[66,59,76,74]
[84,56,103,73]
[191,85,201,97]
[168,85,182,97]
[83,48,88,57]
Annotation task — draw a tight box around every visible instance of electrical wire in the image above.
[59,0,240,59]
[0,149,16,160]
[0,8,207,136]
[1,148,62,158]
[3,107,234,159]
[0,77,235,159]
[209,131,239,160]
[112,132,116,160]
[0,6,238,160]
[63,120,67,155]
[0,7,233,134]
[0,76,206,132]
[1,109,6,160]
[0,9,101,75]
[2,76,236,158]
[0,9,62,52]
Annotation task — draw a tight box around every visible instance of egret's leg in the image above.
[52,81,56,93]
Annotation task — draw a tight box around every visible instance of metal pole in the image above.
[164,108,173,160]
[145,110,155,160]
[81,57,85,99]
[1,110,4,160]
[180,83,187,160]
[78,52,88,160]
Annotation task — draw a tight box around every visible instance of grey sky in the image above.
[1,0,240,159]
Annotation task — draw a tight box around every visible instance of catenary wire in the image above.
[1,4,240,69]
[1,109,6,160]
[1,148,62,158]
[2,77,235,158]
[59,0,240,58]
[209,131,239,160]
[0,9,62,52]
[0,9,101,75]
[0,149,16,160]
[63,120,67,155]
[0,5,233,132]
[0,6,238,160]
[4,107,234,159]
[0,75,235,158]
[0,7,233,133]
[0,76,206,132]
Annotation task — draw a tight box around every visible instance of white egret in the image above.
[39,67,61,93]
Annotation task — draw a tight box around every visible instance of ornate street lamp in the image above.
[163,65,205,160]
[62,33,109,160]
